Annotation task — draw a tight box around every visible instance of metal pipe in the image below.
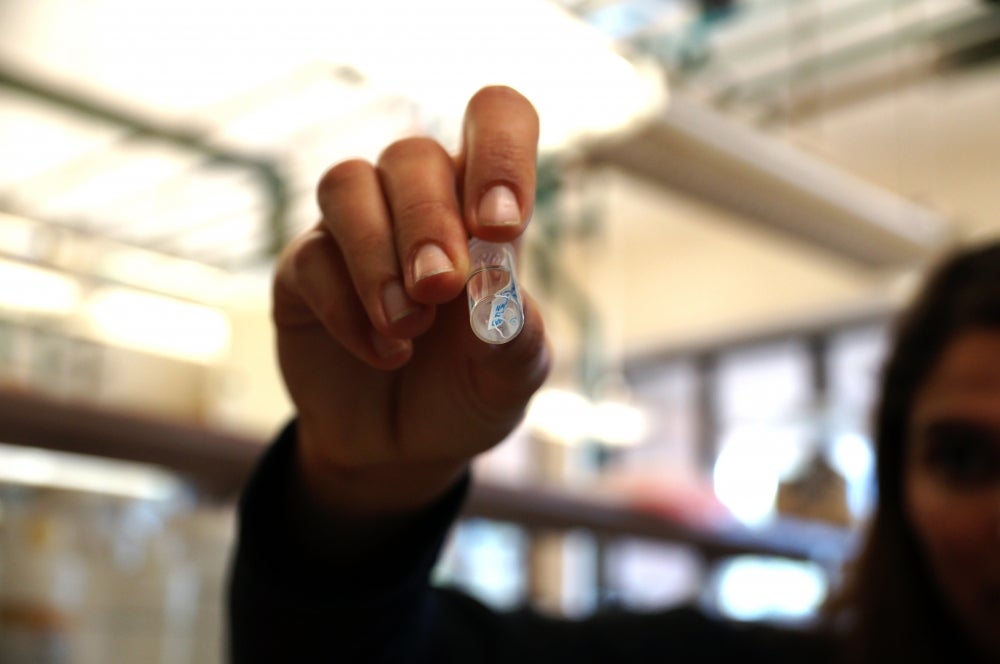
[0,62,289,260]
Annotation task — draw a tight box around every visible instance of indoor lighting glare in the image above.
[38,146,199,215]
[526,388,648,447]
[591,400,648,447]
[712,427,783,527]
[527,388,593,444]
[0,443,183,502]
[0,259,81,315]
[327,0,667,151]
[828,431,876,521]
[715,557,827,623]
[828,431,874,483]
[16,0,665,156]
[0,211,235,306]
[98,243,232,305]
[0,211,37,256]
[85,287,231,363]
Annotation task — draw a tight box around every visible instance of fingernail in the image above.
[478,185,521,226]
[381,280,420,324]
[372,333,410,360]
[413,243,453,283]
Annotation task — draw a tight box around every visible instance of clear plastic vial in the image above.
[466,239,523,344]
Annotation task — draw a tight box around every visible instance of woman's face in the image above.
[906,329,1000,658]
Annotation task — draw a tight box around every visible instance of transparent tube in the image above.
[466,239,523,344]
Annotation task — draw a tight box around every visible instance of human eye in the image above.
[920,421,1000,488]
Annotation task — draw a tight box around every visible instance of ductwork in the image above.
[585,95,954,267]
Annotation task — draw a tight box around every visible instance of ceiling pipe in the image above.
[0,62,289,261]
[585,94,954,268]
[715,5,998,108]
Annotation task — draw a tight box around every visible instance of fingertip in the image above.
[461,86,538,241]
[466,86,538,125]
[406,245,469,305]
[369,333,413,369]
[383,303,435,340]
[379,279,429,329]
[409,242,458,287]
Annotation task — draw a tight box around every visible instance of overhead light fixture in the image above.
[527,388,593,444]
[4,0,663,159]
[84,287,230,363]
[0,212,232,362]
[526,387,648,447]
[591,399,648,447]
[1,211,234,306]
[96,242,232,305]
[0,212,37,256]
[326,0,667,151]
[0,258,81,316]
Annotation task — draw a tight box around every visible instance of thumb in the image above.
[461,291,551,418]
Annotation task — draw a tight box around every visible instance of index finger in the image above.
[460,86,539,241]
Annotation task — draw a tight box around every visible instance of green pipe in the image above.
[0,62,289,260]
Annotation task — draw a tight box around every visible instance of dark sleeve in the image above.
[430,595,839,664]
[227,420,470,663]
[228,420,838,664]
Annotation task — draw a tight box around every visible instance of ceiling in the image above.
[1,0,997,358]
[569,0,1000,245]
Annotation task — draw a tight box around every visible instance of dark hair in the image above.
[827,240,1000,663]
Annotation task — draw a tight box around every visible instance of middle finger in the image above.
[377,137,469,304]
[318,158,431,339]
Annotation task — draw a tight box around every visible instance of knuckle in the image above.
[349,228,387,259]
[317,158,373,207]
[314,296,344,334]
[288,229,328,279]
[318,446,377,474]
[377,136,446,168]
[394,197,455,228]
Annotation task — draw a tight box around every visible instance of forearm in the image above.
[228,420,470,663]
[295,416,468,525]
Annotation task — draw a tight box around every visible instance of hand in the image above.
[272,86,551,516]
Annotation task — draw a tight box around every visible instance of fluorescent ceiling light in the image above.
[84,287,230,363]
[591,399,648,447]
[96,242,232,305]
[326,0,667,150]
[526,388,648,446]
[527,388,593,443]
[0,442,182,501]
[33,143,201,217]
[0,212,38,256]
[1,211,235,306]
[0,90,122,185]
[4,0,664,156]
[0,258,81,315]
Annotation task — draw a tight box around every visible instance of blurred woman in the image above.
[830,241,1000,663]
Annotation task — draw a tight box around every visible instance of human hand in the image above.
[272,86,550,516]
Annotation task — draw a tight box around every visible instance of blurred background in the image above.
[0,0,998,660]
